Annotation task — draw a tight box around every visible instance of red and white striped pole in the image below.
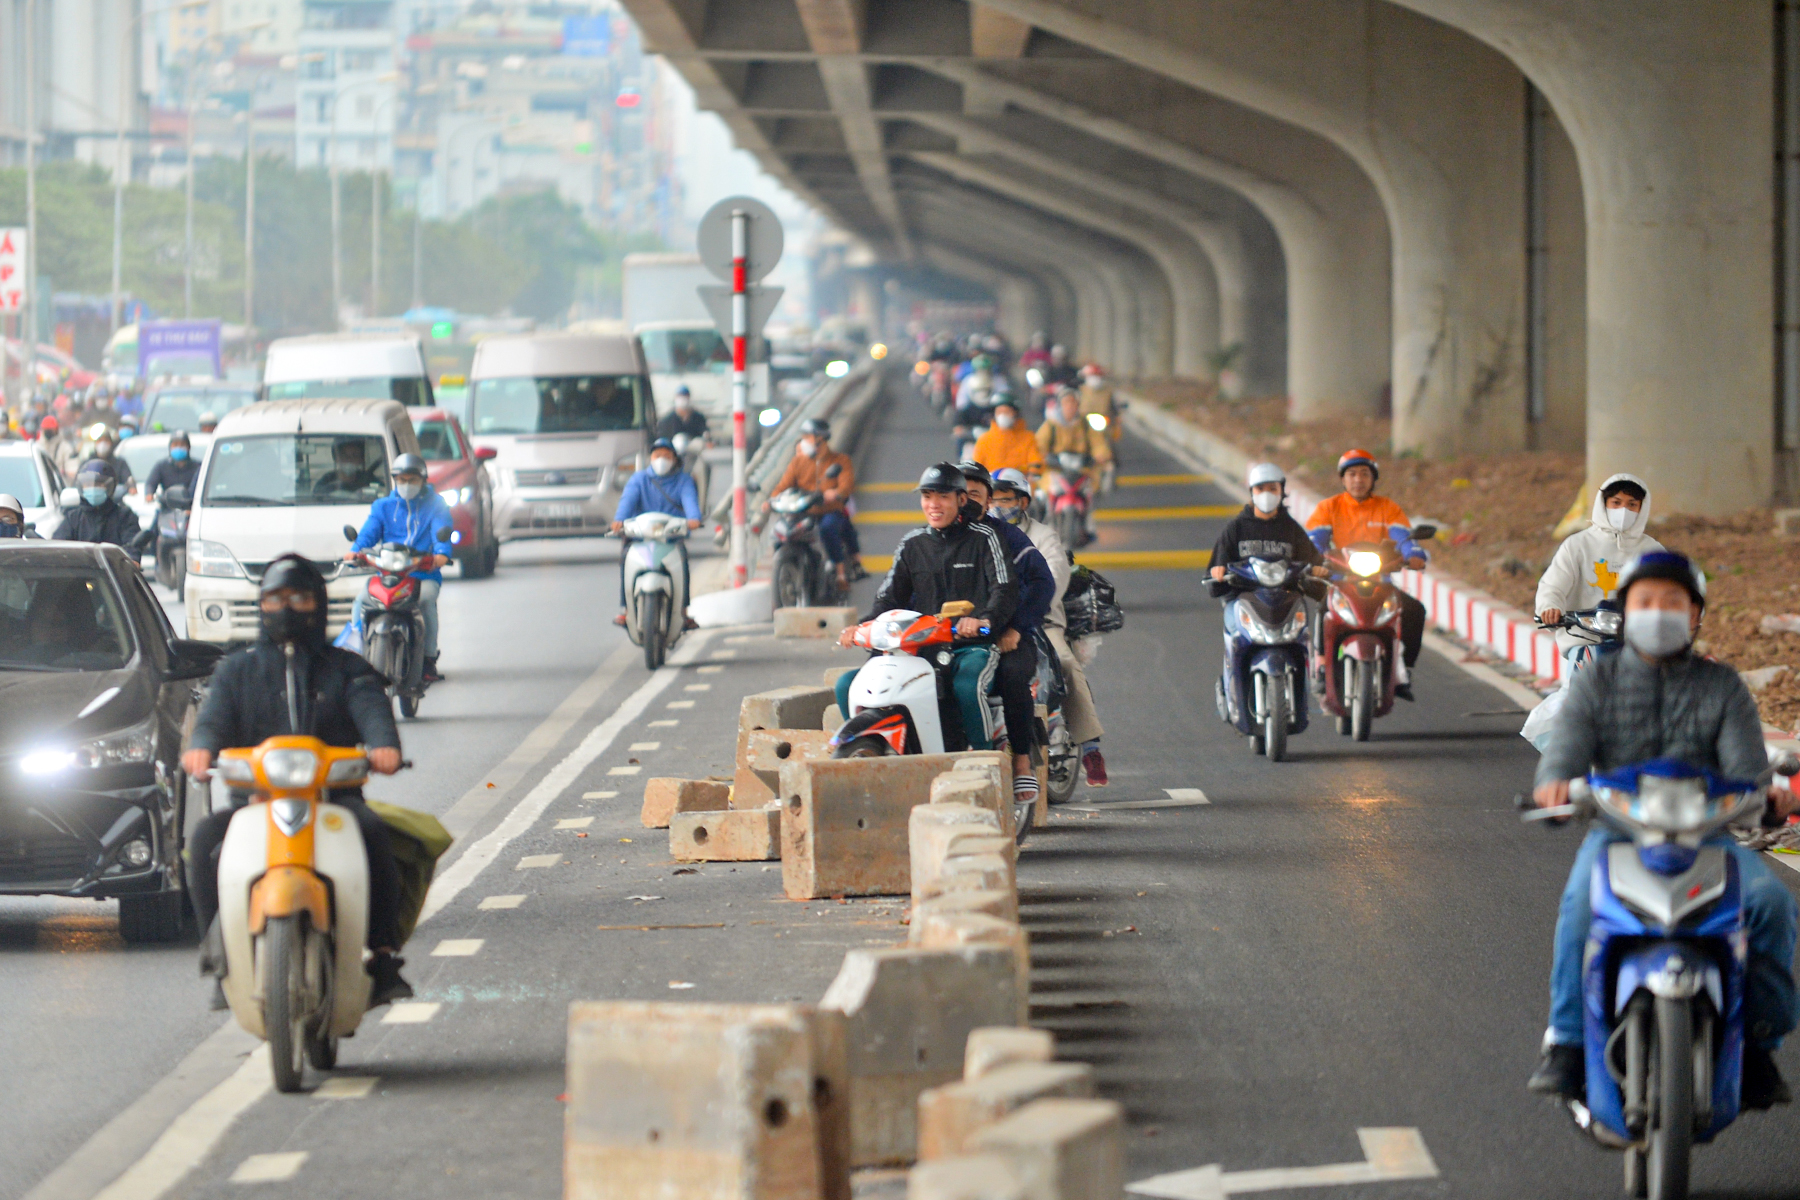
[729,208,749,588]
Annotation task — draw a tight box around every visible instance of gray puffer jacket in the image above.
[1536,647,1766,788]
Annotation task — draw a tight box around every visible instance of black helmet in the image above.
[916,462,966,493]
[75,459,119,488]
[955,460,993,491]
[650,437,677,455]
[260,553,327,600]
[799,417,830,440]
[1617,551,1707,611]
[258,554,329,647]
[391,452,427,478]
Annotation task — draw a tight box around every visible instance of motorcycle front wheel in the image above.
[773,549,806,610]
[264,915,308,1094]
[1264,681,1288,762]
[832,735,892,759]
[1351,659,1375,742]
[1648,997,1694,1200]
[639,590,666,670]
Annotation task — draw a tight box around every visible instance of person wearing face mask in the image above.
[654,386,710,444]
[182,555,413,1011]
[83,427,135,494]
[1535,474,1662,662]
[0,493,41,539]
[1037,386,1112,481]
[1528,551,1800,1107]
[612,438,704,627]
[143,430,200,501]
[971,399,1045,481]
[347,454,455,682]
[762,419,864,587]
[57,460,141,547]
[1210,463,1326,581]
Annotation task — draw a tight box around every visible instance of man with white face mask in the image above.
[612,438,703,627]
[1528,551,1800,1107]
[1535,473,1663,659]
[346,453,455,681]
[1209,463,1325,582]
[763,418,863,587]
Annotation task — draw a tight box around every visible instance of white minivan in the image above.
[262,333,434,408]
[184,398,425,645]
[466,332,655,542]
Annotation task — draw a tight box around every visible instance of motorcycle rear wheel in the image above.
[265,915,307,1094]
[639,591,666,671]
[1648,997,1694,1200]
[1264,684,1288,762]
[1054,509,1084,554]
[399,693,419,719]
[1351,659,1375,742]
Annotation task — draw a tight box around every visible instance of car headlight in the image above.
[1348,551,1385,578]
[261,748,320,789]
[188,539,246,579]
[21,716,157,776]
[438,487,459,506]
[759,407,782,427]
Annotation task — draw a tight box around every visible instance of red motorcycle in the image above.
[1042,451,1095,549]
[1317,526,1433,741]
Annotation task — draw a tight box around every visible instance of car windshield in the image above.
[0,456,45,507]
[265,377,432,407]
[143,387,256,432]
[412,420,462,462]
[469,375,647,435]
[639,329,731,375]
[203,434,391,507]
[0,565,133,671]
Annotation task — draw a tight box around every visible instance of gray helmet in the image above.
[799,417,830,440]
[391,452,427,479]
[955,460,993,492]
[916,462,966,493]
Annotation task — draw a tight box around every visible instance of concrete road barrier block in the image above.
[810,1007,854,1200]
[671,808,782,862]
[907,1154,1030,1200]
[909,804,1001,903]
[820,946,1024,1167]
[931,854,1017,920]
[823,705,842,731]
[692,580,774,629]
[911,890,1016,926]
[963,1029,1054,1082]
[966,1100,1125,1200]
[775,607,860,638]
[927,774,1009,835]
[642,779,733,830]
[744,729,836,790]
[741,686,838,735]
[781,755,990,899]
[917,1063,1096,1160]
[565,1001,839,1200]
[909,913,1029,1025]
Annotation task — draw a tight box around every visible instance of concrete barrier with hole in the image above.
[910,803,1002,901]
[774,606,861,638]
[671,808,782,862]
[965,1099,1126,1200]
[820,945,1023,1167]
[909,912,1029,1025]
[779,755,1011,900]
[741,686,839,736]
[928,772,1009,833]
[565,1001,850,1200]
[734,729,836,809]
[641,779,733,830]
[917,1063,1097,1160]
[909,889,1016,926]
[963,1028,1055,1081]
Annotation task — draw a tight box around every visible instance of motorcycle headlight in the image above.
[187,539,246,579]
[1625,777,1714,834]
[1086,413,1107,431]
[1584,610,1622,636]
[1251,559,1289,587]
[261,748,320,789]
[1348,551,1385,578]
[1328,590,1359,625]
[1374,594,1401,625]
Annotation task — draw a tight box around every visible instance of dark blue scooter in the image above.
[1524,755,1796,1199]
[1211,556,1311,761]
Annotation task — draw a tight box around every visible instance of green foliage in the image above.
[0,159,662,333]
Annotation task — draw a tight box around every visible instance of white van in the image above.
[262,333,434,408]
[466,332,654,542]
[183,398,424,645]
[635,318,769,425]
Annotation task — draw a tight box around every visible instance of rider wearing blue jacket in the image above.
[610,439,703,627]
[348,453,455,682]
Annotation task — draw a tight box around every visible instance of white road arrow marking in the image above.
[1127,1128,1438,1199]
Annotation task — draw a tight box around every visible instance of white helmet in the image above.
[0,493,21,518]
[1246,462,1286,490]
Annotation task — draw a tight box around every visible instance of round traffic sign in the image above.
[696,196,784,284]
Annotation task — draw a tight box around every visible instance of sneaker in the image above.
[1526,1044,1584,1098]
[209,979,229,1011]
[1082,748,1109,787]
[1395,682,1414,702]
[612,613,627,627]
[1743,1046,1793,1109]
[367,952,415,1008]
[421,656,444,683]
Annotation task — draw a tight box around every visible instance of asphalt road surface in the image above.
[10,372,1800,1199]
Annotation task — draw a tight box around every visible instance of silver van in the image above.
[466,332,654,542]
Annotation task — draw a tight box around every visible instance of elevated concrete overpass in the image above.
[623,0,1796,514]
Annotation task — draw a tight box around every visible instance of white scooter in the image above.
[618,511,690,670]
[214,736,376,1093]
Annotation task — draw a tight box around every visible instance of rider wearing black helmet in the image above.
[181,554,415,1009]
[57,459,141,547]
[764,417,863,587]
[346,451,455,682]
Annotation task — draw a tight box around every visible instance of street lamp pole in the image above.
[244,104,257,332]
[327,75,397,327]
[23,0,37,386]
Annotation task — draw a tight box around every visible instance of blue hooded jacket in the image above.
[353,489,457,582]
[616,468,702,522]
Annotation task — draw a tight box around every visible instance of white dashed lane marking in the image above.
[628,742,661,751]
[516,854,560,870]
[556,817,594,829]
[230,1152,307,1183]
[479,895,525,910]
[381,1003,441,1025]
[683,684,711,692]
[648,719,679,727]
[432,939,483,957]
[313,1076,377,1099]
[607,765,642,776]
[582,790,617,799]
[665,701,695,709]
[696,665,725,674]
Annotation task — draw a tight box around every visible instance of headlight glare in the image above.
[20,749,76,775]
[1086,413,1108,431]
[261,748,320,789]
[1348,551,1384,578]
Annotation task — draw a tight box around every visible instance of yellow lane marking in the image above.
[1116,473,1211,485]
[857,481,918,493]
[859,549,1210,573]
[853,504,1234,524]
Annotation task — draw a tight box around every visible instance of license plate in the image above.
[535,503,583,519]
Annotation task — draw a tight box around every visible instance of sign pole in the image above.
[730,208,748,589]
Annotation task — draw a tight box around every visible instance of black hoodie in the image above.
[1210,503,1322,570]
[868,513,1017,639]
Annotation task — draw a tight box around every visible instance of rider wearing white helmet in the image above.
[0,493,40,539]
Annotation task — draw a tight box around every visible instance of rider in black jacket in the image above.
[837,462,1018,752]
[57,460,141,548]
[180,555,414,1009]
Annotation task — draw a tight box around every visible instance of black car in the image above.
[0,542,221,941]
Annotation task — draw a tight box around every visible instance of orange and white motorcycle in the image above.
[214,736,379,1092]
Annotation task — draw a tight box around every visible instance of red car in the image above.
[408,408,500,578]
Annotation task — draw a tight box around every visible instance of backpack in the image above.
[1063,566,1124,639]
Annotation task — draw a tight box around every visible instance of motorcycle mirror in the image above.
[825,464,843,480]
[1776,752,1800,778]
[60,486,80,509]
[164,484,190,507]
[1410,522,1439,541]
[474,446,497,462]
[939,600,975,619]
[436,526,454,542]
[342,524,359,542]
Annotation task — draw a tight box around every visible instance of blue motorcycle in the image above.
[1525,756,1795,1198]
[1211,556,1311,761]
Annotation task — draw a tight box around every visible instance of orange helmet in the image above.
[1080,363,1103,379]
[1336,448,1379,481]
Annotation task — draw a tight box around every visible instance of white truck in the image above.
[622,252,768,427]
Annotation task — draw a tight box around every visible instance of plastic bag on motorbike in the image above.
[1520,685,1566,753]
[1064,566,1124,638]
[364,800,453,946]
[332,610,363,655]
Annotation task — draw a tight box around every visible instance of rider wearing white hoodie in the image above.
[1534,473,1664,655]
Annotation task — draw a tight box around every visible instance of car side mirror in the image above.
[166,637,225,681]
[474,446,497,462]
[343,524,359,542]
